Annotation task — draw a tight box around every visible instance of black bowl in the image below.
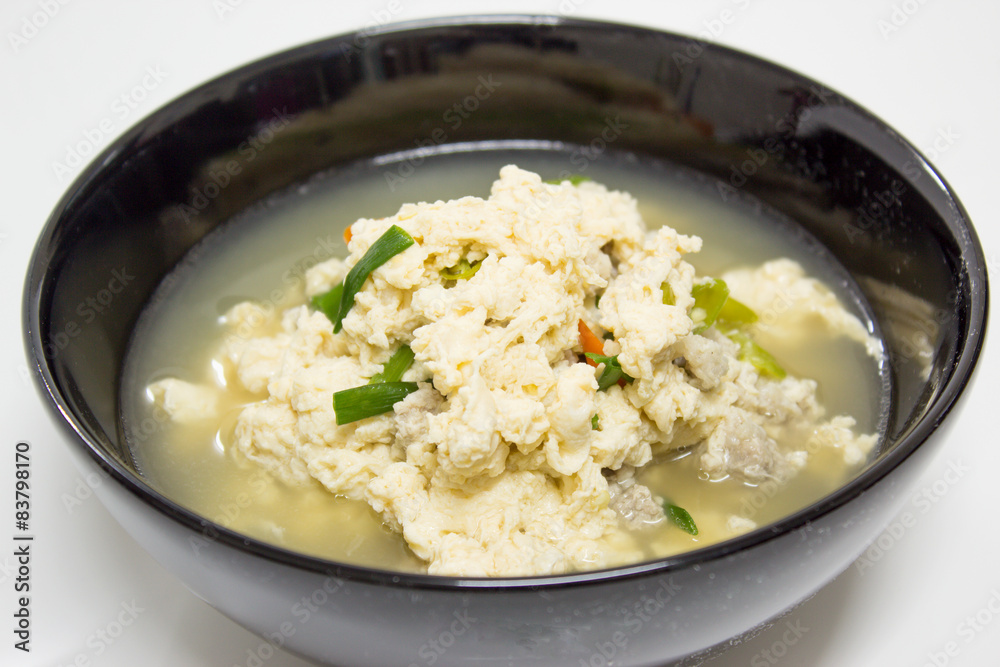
[23,16,988,667]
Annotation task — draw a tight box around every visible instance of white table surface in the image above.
[3,0,998,665]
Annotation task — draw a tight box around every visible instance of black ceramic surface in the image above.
[23,16,987,667]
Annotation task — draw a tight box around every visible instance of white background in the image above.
[2,0,998,665]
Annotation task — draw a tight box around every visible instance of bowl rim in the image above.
[23,13,990,591]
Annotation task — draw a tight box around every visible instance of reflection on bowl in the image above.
[23,16,987,666]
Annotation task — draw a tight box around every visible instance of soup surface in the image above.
[121,147,886,576]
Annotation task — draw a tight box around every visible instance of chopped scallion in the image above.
[545,174,591,185]
[591,414,601,430]
[311,283,344,324]
[725,331,786,379]
[332,382,419,425]
[690,278,730,334]
[334,225,415,333]
[585,352,634,391]
[664,502,699,535]
[717,295,758,327]
[440,257,483,280]
[661,281,676,306]
[368,345,415,384]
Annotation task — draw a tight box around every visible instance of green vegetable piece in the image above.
[585,352,617,366]
[311,283,344,324]
[369,345,415,384]
[690,278,730,334]
[597,366,625,391]
[440,257,483,280]
[664,502,699,535]
[661,281,676,306]
[585,352,635,391]
[591,414,601,431]
[545,174,591,185]
[726,331,787,379]
[717,295,758,327]
[332,382,419,425]
[334,225,415,333]
[743,341,786,380]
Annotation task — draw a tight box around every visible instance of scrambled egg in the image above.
[149,166,878,576]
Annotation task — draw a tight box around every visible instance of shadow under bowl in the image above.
[23,15,988,667]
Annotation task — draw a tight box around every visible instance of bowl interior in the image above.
[24,17,987,581]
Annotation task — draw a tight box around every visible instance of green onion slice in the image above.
[440,257,483,281]
[368,345,415,384]
[585,352,635,391]
[725,331,787,379]
[332,382,419,425]
[311,283,344,324]
[664,502,699,535]
[545,174,591,185]
[591,414,601,431]
[661,281,676,306]
[690,278,730,334]
[717,295,758,327]
[663,277,757,331]
[334,225,415,333]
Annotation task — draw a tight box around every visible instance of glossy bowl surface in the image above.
[23,15,987,667]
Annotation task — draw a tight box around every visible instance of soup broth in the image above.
[121,147,886,573]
